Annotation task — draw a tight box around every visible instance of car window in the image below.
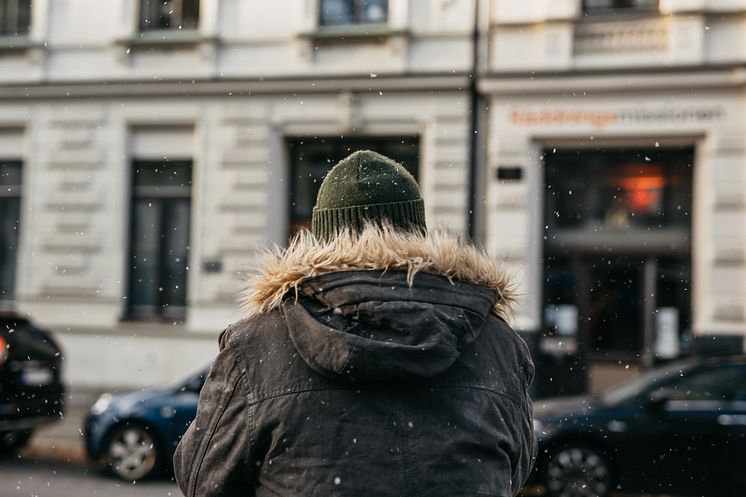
[657,365,746,402]
[601,360,693,404]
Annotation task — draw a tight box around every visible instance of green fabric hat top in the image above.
[312,150,426,240]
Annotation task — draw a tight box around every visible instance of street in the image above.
[0,456,178,497]
[0,389,179,497]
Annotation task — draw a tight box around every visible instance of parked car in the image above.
[84,365,208,481]
[0,311,65,453]
[530,355,746,497]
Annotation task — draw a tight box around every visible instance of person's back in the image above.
[173,151,536,497]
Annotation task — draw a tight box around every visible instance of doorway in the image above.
[541,147,693,394]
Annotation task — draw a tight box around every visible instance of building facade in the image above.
[0,0,745,391]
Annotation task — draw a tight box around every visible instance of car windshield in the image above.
[601,360,694,405]
[173,365,210,393]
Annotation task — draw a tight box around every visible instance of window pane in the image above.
[319,0,388,26]
[160,199,190,316]
[0,197,20,302]
[133,160,192,189]
[0,161,22,186]
[0,161,21,303]
[16,0,30,35]
[360,0,387,23]
[583,0,659,12]
[320,0,354,26]
[128,200,162,314]
[140,0,200,31]
[181,0,199,29]
[587,255,644,353]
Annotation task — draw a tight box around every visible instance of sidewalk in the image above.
[20,387,107,465]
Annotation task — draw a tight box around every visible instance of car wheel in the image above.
[544,444,614,497]
[0,429,33,454]
[105,423,162,481]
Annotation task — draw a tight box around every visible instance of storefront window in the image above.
[545,149,692,232]
[543,148,693,362]
[287,137,419,236]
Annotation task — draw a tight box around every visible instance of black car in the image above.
[530,355,746,497]
[0,312,65,453]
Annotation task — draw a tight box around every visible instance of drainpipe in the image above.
[467,0,483,241]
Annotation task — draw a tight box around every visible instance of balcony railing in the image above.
[573,18,668,56]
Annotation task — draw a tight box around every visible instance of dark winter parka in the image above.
[173,225,537,497]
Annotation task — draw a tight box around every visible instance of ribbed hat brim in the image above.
[312,199,426,240]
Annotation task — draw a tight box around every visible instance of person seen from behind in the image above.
[173,149,537,496]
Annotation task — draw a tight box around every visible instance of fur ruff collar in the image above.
[240,225,517,320]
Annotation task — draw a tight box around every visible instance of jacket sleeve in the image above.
[173,327,256,497]
[511,340,538,497]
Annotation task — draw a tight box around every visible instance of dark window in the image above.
[319,0,388,26]
[0,161,21,305]
[287,136,419,236]
[0,0,32,36]
[542,148,693,362]
[127,160,191,321]
[545,149,692,232]
[583,0,659,14]
[139,0,199,31]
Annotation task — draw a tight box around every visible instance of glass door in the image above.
[541,147,693,394]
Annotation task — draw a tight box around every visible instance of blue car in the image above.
[84,366,208,481]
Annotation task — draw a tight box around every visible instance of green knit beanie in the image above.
[312,150,426,240]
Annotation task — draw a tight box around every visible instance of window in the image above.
[127,160,191,320]
[582,0,659,14]
[139,0,199,32]
[319,0,388,27]
[287,137,419,235]
[544,149,692,232]
[0,161,21,304]
[0,0,32,36]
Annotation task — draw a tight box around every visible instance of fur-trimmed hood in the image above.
[241,224,517,320]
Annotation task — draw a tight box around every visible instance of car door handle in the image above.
[717,414,746,426]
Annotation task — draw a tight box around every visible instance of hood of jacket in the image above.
[240,224,517,382]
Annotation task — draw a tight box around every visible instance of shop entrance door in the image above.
[541,148,693,396]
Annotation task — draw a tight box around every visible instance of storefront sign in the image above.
[508,105,724,131]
